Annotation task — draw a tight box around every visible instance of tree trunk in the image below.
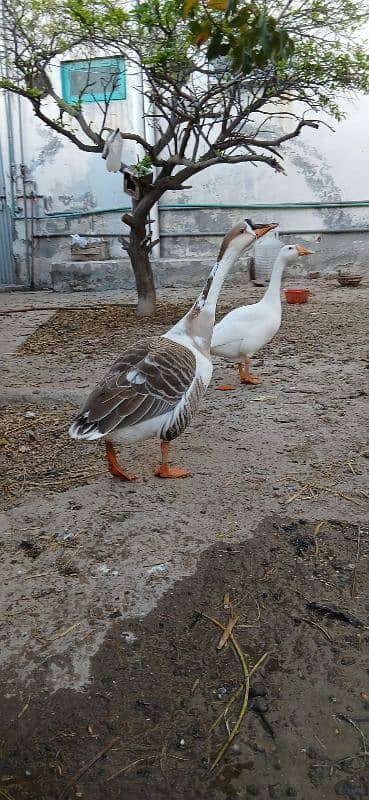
[126,208,156,317]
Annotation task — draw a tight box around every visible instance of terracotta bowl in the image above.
[337,273,362,287]
[284,288,310,304]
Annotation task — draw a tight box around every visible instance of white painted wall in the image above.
[2,61,369,215]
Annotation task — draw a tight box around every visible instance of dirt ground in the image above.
[0,279,369,800]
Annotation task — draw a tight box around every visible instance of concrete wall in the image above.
[1,58,369,289]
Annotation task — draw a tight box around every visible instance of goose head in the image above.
[281,243,313,265]
[217,219,277,262]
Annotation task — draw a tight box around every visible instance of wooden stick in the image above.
[208,650,270,736]
[200,612,250,773]
[299,616,332,642]
[217,615,239,650]
[107,756,154,782]
[62,737,120,795]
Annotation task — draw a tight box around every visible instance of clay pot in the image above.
[337,274,362,287]
[284,288,310,304]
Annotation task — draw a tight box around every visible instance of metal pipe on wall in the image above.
[1,15,33,288]
[17,96,33,286]
[1,91,17,217]
[31,199,369,220]
[32,226,369,238]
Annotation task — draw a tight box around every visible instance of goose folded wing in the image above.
[75,337,196,436]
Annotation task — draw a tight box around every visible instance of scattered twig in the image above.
[298,616,332,642]
[217,615,239,650]
[313,521,326,557]
[199,610,269,773]
[12,571,58,581]
[281,470,365,508]
[48,622,81,642]
[17,695,31,719]
[200,612,250,773]
[334,713,369,764]
[287,484,309,504]
[317,485,363,507]
[107,755,154,782]
[258,566,277,582]
[351,526,362,599]
[207,644,270,738]
[314,715,369,772]
[312,752,366,769]
[62,736,120,795]
[208,685,243,736]
[313,733,327,750]
[0,788,15,800]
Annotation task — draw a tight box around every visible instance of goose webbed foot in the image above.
[154,442,191,479]
[105,441,139,481]
[238,360,260,386]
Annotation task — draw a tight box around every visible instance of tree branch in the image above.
[29,99,101,152]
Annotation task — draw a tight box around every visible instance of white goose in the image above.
[211,243,312,389]
[69,220,276,479]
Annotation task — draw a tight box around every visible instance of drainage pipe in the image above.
[32,226,369,238]
[16,199,369,222]
[18,97,32,286]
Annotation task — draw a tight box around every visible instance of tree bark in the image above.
[126,210,156,316]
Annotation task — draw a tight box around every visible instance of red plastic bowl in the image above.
[284,288,310,304]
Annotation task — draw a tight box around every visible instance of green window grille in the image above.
[61,57,126,104]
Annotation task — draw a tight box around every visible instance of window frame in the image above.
[61,56,126,104]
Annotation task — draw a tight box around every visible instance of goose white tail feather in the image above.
[68,419,103,441]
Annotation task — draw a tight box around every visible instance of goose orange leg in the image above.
[238,357,260,385]
[154,442,191,479]
[105,441,139,481]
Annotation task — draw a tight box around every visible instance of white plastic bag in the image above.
[103,128,123,172]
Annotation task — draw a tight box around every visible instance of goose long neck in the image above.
[264,251,286,302]
[202,249,236,314]
[168,249,237,350]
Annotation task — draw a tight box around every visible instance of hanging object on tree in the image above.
[102,128,123,172]
[123,167,153,200]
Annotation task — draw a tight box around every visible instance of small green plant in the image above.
[132,155,153,177]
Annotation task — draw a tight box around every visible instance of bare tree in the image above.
[1,0,369,314]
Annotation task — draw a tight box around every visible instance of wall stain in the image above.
[57,191,96,211]
[29,130,63,172]
[288,140,353,228]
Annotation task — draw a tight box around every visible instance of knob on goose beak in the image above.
[245,219,279,239]
[295,244,314,256]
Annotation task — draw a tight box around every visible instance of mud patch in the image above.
[1,517,369,800]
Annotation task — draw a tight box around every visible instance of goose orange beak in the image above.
[252,222,279,239]
[295,244,314,256]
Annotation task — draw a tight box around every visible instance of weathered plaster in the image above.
[2,64,369,288]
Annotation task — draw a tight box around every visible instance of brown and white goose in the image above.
[68,220,276,480]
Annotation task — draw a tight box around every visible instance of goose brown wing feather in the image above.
[73,336,196,437]
[97,395,168,435]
